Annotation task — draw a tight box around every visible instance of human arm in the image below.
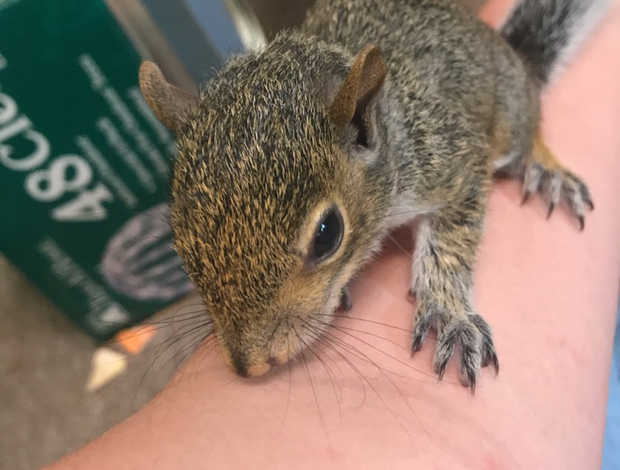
[48,1,620,468]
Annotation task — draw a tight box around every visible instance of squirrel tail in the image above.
[500,0,609,87]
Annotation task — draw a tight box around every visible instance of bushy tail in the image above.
[500,0,609,86]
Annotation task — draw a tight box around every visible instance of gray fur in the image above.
[501,0,609,86]
[140,0,603,390]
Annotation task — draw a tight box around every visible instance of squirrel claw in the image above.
[581,185,594,211]
[339,286,353,311]
[411,305,497,393]
[520,191,531,206]
[410,313,431,354]
[482,350,500,376]
[407,288,417,304]
[470,312,499,376]
[578,215,585,231]
[522,163,593,228]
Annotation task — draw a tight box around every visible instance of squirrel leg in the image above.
[496,130,594,230]
[409,206,498,392]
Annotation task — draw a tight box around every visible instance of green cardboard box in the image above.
[0,0,197,340]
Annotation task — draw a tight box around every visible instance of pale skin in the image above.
[48,0,620,468]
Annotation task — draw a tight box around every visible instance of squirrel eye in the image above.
[310,206,344,264]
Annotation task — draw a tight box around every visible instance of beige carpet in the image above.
[0,255,206,469]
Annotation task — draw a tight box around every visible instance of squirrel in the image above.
[138,0,607,391]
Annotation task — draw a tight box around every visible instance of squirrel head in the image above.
[140,35,395,378]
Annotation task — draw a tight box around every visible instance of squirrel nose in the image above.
[246,360,272,378]
[245,356,282,377]
[221,348,275,378]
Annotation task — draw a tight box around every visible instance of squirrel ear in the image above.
[329,45,387,146]
[139,61,197,134]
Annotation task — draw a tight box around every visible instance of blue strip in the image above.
[183,0,245,58]
[602,305,620,469]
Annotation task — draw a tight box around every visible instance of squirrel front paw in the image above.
[411,305,499,392]
[522,162,593,230]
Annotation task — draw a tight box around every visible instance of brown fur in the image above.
[329,44,387,127]
[138,62,195,133]
[139,0,600,390]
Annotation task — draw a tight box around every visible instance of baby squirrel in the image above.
[139,0,607,391]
